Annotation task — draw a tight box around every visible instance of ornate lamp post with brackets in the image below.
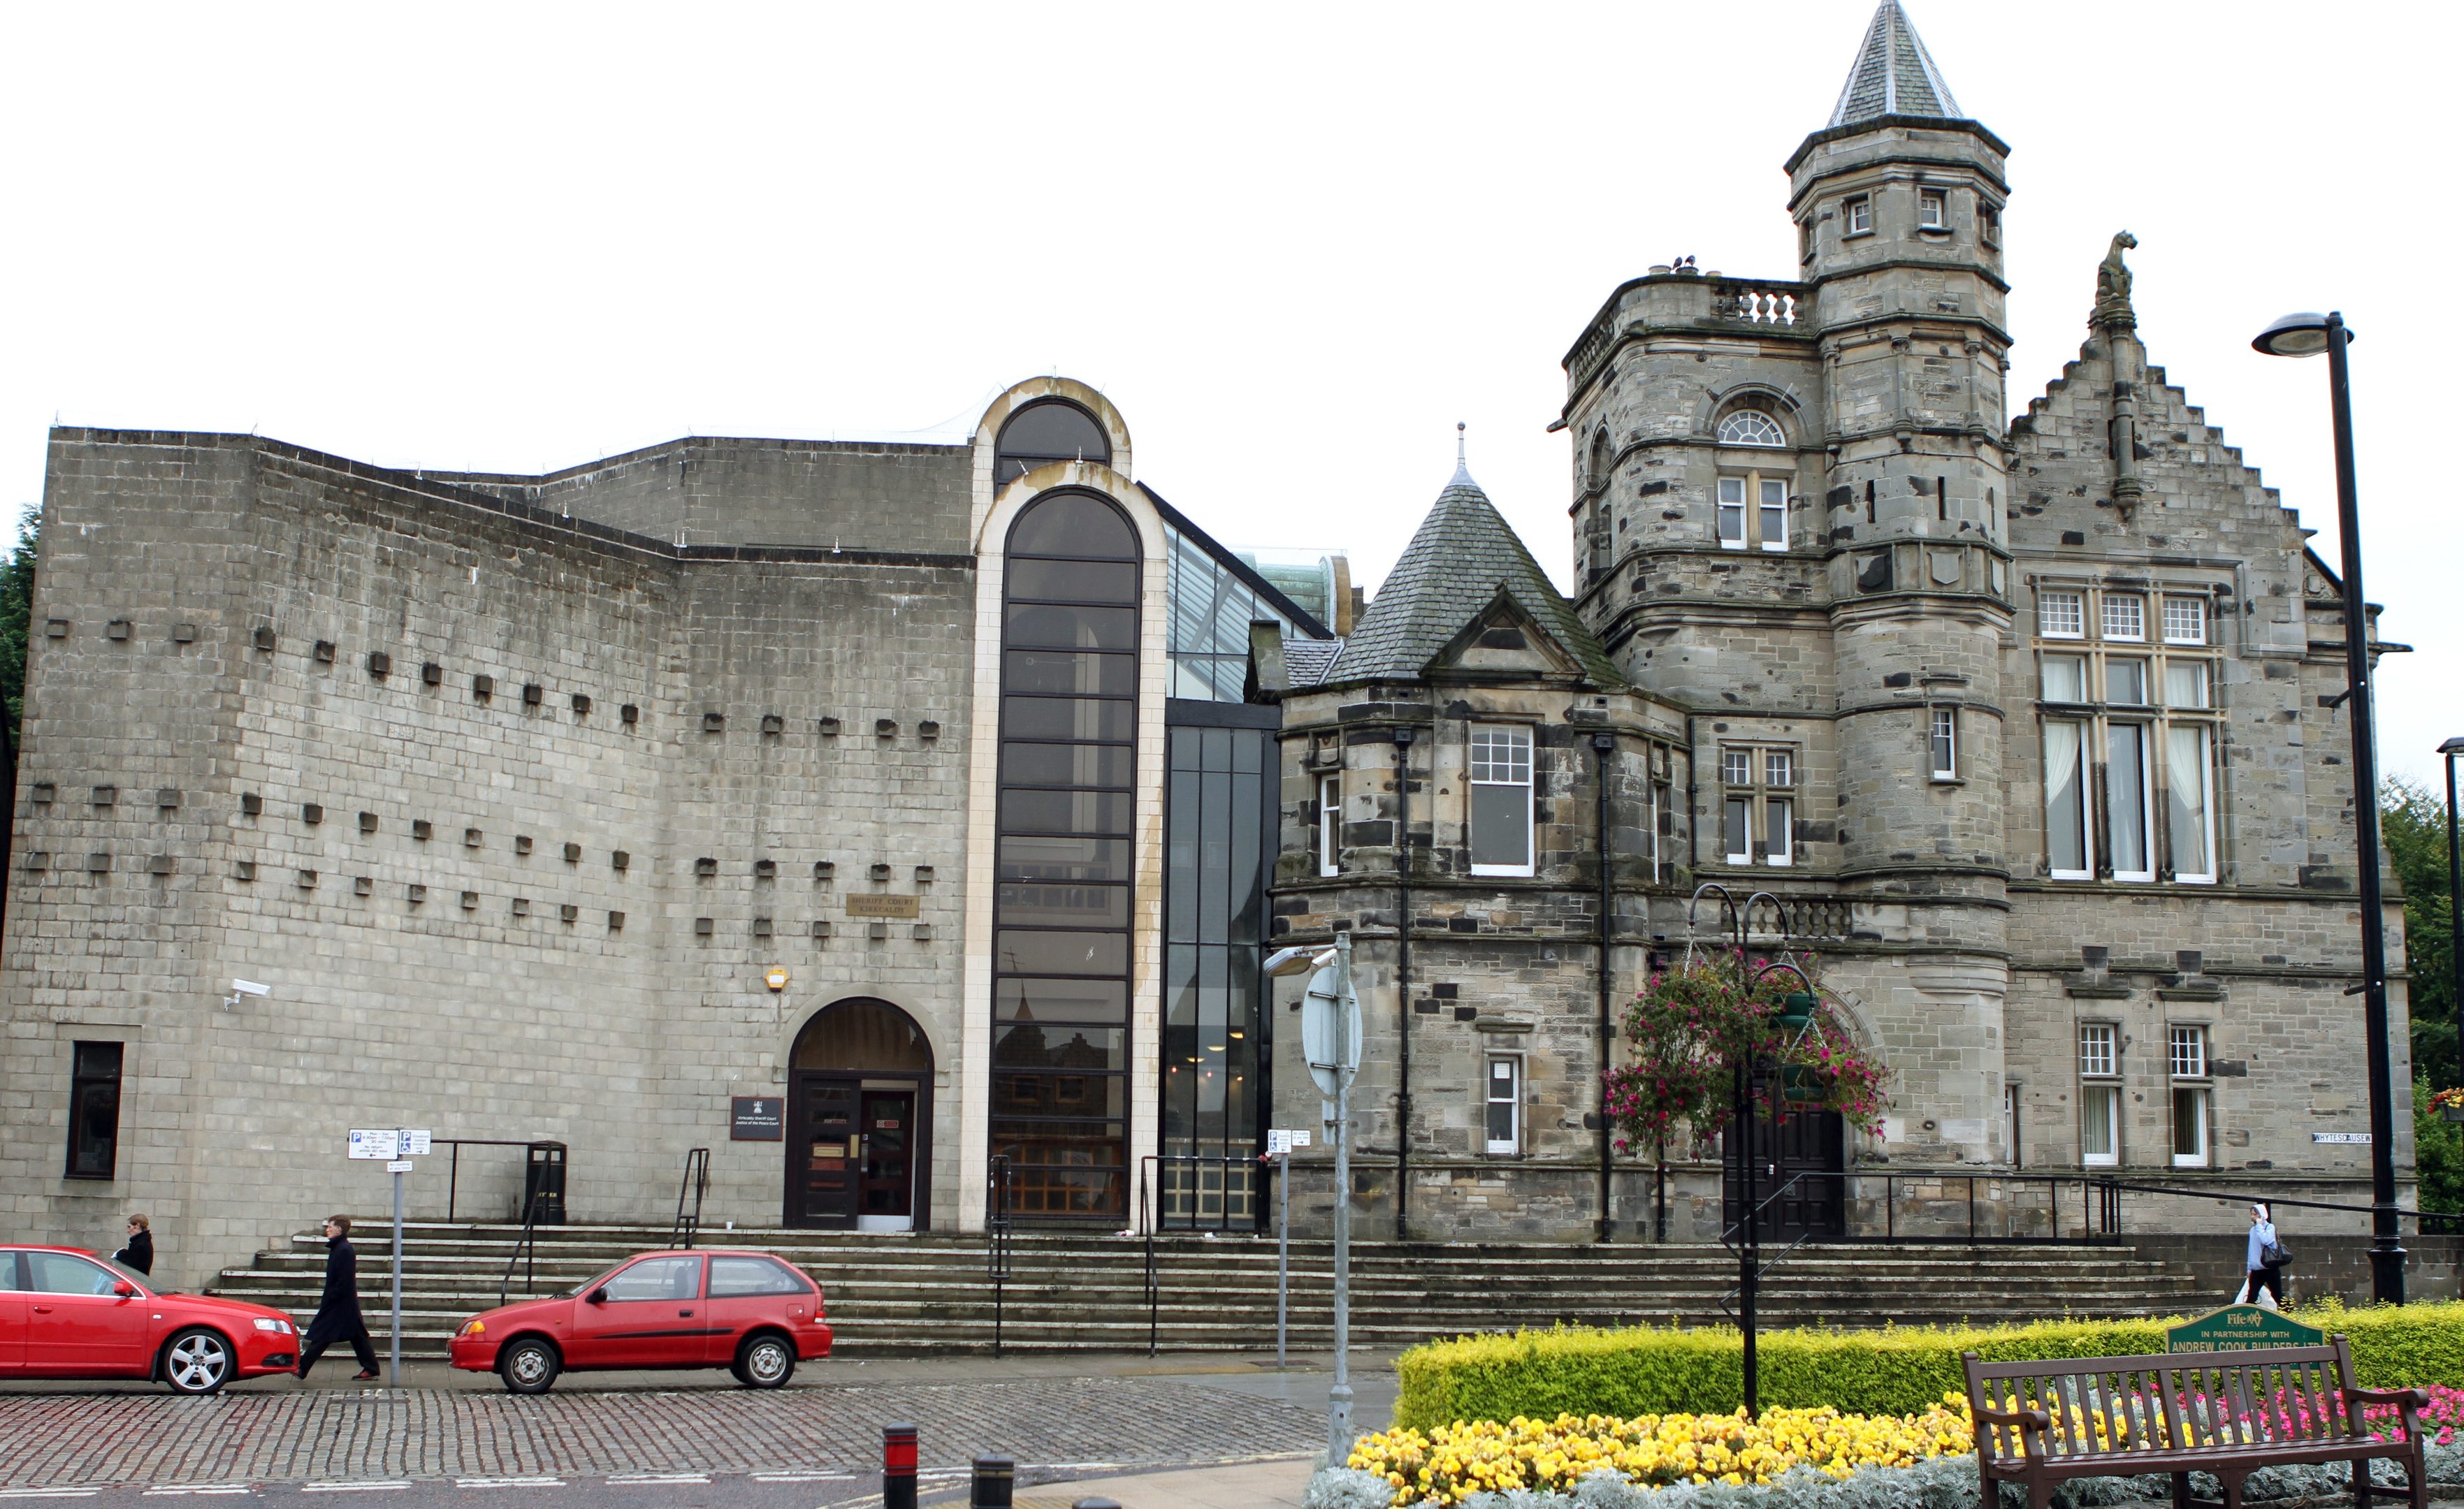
[2252,311,2403,1304]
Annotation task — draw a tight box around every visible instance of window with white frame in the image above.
[2169,1024,2210,1168]
[1718,744,1796,867]
[2079,1023,2120,1167]
[2101,594,2145,642]
[1717,411,1785,448]
[1484,1055,1521,1155]
[1317,774,1341,877]
[2037,585,2222,884]
[1930,707,1958,781]
[1844,195,1871,235]
[1919,189,1946,228]
[1716,473,1789,552]
[1468,725,1535,877]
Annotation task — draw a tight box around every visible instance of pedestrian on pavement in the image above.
[113,1213,152,1275]
[297,1215,380,1381]
[2240,1202,2285,1309]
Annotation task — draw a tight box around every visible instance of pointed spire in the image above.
[1450,421,1474,488]
[1827,1,1963,129]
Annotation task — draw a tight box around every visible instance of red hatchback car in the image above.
[0,1245,303,1393]
[449,1249,829,1394]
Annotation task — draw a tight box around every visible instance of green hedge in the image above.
[1392,1303,2464,1431]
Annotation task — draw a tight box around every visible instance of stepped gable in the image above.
[1827,1,1964,128]
[1322,457,1622,690]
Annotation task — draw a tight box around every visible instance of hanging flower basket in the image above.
[2434,1088,2464,1123]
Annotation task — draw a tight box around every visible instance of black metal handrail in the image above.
[986,1155,1013,1359]
[440,1139,564,1224]
[498,1184,549,1308]
[669,1148,710,1249]
[1147,1151,1266,1234]
[1136,1156,1159,1357]
[1720,1167,2125,1249]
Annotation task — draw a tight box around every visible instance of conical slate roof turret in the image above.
[1827,1,1962,128]
[1324,435,1622,688]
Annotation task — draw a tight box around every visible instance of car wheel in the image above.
[736,1333,794,1389]
[162,1327,233,1395]
[498,1338,560,1395]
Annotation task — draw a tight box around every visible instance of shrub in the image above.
[1394,1305,2464,1431]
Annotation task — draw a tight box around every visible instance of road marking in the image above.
[748,1473,855,1483]
[604,1475,709,1486]
[0,1494,101,1501]
[300,1485,410,1494]
[454,1480,565,1490]
[142,1492,254,1499]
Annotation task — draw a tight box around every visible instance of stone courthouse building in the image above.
[0,2,2409,1274]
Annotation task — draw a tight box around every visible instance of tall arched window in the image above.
[1586,429,1614,576]
[992,489,1140,1220]
[1717,410,1786,447]
[1587,429,1614,492]
[995,400,1111,487]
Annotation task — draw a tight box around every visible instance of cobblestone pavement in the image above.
[0,1373,1330,1492]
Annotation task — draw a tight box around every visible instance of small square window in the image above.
[1721,748,1752,787]
[2101,594,2145,642]
[2163,659,2210,710]
[1844,196,1871,235]
[2041,655,2088,703]
[1763,749,1794,788]
[1919,189,1945,228]
[2078,1023,2117,1079]
[2169,1025,2208,1079]
[2106,658,2148,706]
[2162,595,2207,645]
[2039,590,2085,639]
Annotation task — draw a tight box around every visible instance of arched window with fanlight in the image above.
[992,488,1139,1222]
[995,400,1111,487]
[1585,429,1615,577]
[1716,409,1787,448]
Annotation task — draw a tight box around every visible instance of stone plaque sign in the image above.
[2167,1304,2325,1353]
[731,1095,784,1141]
[846,894,921,919]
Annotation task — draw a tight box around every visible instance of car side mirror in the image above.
[586,1287,607,1304]
[112,1282,136,1297]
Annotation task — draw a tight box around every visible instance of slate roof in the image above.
[1283,636,1344,687]
[1321,461,1623,688]
[1827,1,1962,128]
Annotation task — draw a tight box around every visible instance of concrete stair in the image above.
[205,1221,2210,1360]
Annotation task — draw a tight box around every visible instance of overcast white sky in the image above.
[3,1,2455,786]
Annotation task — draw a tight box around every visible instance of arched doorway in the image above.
[786,998,934,1232]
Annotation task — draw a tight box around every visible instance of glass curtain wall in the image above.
[1161,718,1272,1227]
[992,490,1140,1220]
[1168,524,1294,699]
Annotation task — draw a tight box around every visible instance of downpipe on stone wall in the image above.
[1594,730,1616,1242]
[1393,726,1413,1244]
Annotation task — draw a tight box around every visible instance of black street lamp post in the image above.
[2442,737,2464,1083]
[2253,311,2403,1304]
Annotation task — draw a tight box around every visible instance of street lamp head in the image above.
[2440,736,2464,757]
[2252,312,2351,358]
[1263,945,1340,978]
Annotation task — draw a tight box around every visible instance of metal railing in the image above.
[440,1138,566,1224]
[986,1156,1013,1359]
[1147,1151,1264,1233]
[1136,1158,1161,1356]
[498,1183,553,1307]
[669,1148,710,1249]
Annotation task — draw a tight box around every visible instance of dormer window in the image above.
[1716,411,1785,448]
[1918,189,1946,229]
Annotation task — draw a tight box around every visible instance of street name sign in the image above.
[2167,1304,2326,1353]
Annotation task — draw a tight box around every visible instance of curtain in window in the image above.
[2043,721,2087,874]
[2107,724,2150,877]
[2166,725,2212,880]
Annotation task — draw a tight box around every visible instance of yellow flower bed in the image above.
[1346,1394,1976,1506]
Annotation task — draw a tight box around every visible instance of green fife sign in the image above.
[2167,1304,2326,1353]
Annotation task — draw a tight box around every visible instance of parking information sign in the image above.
[349,1129,398,1160]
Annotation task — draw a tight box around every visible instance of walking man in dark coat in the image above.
[297,1215,379,1380]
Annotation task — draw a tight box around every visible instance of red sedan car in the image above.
[449,1248,829,1394]
[0,1244,301,1393]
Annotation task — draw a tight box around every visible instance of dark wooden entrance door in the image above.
[792,1076,860,1229]
[858,1090,916,1229]
[1722,1105,1846,1241]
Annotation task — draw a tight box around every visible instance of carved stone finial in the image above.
[2094,231,2138,331]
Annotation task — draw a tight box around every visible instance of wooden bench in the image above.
[1962,1340,2430,1509]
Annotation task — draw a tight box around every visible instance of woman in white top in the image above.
[2242,1202,2284,1307]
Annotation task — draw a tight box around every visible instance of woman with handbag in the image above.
[2242,1202,2287,1308]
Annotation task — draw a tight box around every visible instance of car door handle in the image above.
[679,1309,693,1317]
[31,1306,52,1313]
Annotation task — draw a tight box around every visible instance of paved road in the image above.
[0,1356,1386,1503]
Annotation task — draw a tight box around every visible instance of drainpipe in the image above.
[1393,726,1413,1243]
[1593,730,1616,1242]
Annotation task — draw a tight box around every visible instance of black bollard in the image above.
[883,1422,918,1509]
[970,1454,1015,1508]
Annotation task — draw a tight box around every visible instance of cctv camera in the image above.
[230,979,269,998]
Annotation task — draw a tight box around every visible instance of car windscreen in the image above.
[564,1259,632,1299]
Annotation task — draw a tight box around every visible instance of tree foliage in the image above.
[2390,778,2458,1091]
[0,508,33,759]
